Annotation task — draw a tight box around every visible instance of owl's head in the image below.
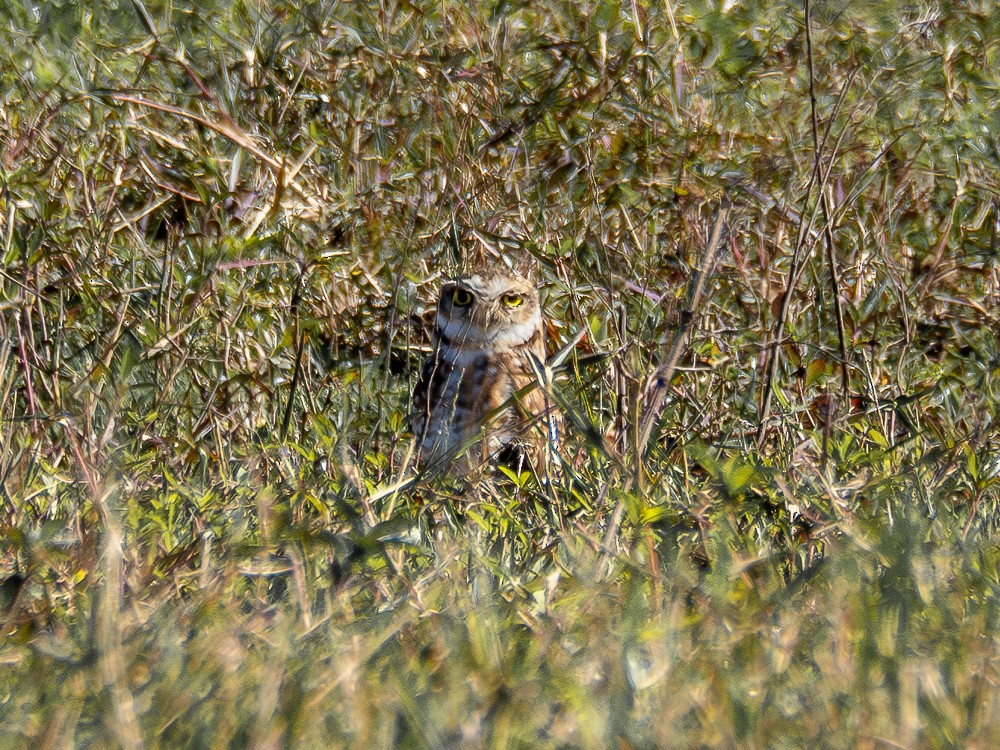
[436,270,542,350]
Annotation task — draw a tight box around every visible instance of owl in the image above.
[412,269,560,474]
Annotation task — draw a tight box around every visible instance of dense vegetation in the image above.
[2,0,999,746]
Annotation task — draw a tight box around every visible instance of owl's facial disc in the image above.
[435,271,542,350]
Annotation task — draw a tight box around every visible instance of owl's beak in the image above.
[484,305,503,325]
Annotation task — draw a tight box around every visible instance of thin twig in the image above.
[280,267,309,443]
[805,0,851,400]
[757,14,861,441]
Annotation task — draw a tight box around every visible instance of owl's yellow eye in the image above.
[501,293,524,308]
[451,288,474,307]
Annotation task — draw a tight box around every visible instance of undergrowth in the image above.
[2,0,1000,747]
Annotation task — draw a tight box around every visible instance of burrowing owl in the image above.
[412,269,559,473]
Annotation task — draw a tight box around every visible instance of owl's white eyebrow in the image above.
[460,275,531,300]
[489,281,524,298]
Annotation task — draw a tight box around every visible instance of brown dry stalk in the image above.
[636,201,731,458]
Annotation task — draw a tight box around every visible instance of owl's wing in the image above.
[411,343,454,438]
[411,350,435,436]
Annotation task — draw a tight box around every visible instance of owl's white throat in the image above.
[488,313,541,349]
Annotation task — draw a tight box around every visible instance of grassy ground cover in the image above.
[2,0,1000,746]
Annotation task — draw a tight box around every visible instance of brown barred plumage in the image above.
[412,269,560,474]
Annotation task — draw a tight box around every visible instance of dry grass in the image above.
[2,0,1000,747]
